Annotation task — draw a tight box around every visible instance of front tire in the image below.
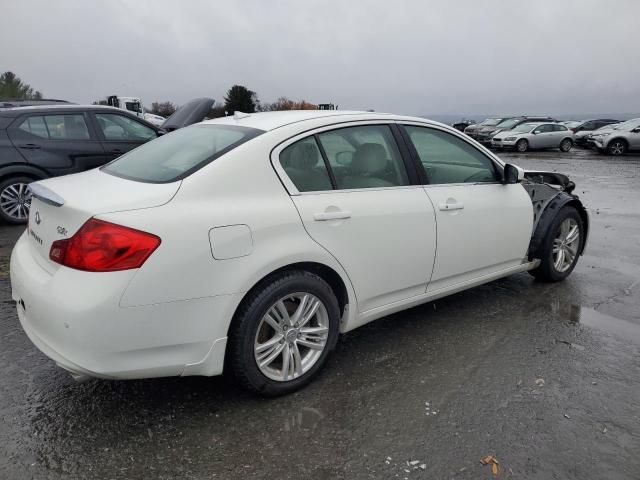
[228,270,340,396]
[0,176,34,224]
[530,206,584,282]
[516,139,529,152]
[607,139,627,156]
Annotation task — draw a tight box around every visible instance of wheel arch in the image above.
[0,164,49,182]
[607,137,628,149]
[528,192,589,260]
[226,261,353,339]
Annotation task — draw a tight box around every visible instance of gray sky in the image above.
[3,0,639,116]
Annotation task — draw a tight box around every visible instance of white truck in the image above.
[106,95,166,127]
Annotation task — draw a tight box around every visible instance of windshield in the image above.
[613,118,640,131]
[480,118,502,126]
[512,123,535,133]
[125,101,142,113]
[102,124,264,183]
[495,118,521,129]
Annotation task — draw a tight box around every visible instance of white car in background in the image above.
[11,111,589,395]
[492,122,574,153]
[590,118,640,155]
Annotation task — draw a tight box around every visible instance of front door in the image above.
[529,124,556,149]
[91,112,159,161]
[275,124,437,313]
[400,124,534,292]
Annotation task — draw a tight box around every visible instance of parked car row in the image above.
[461,115,640,156]
[0,98,214,223]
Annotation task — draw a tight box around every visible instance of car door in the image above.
[7,112,105,175]
[628,123,640,150]
[273,123,437,313]
[399,124,533,292]
[91,111,159,162]
[530,124,556,148]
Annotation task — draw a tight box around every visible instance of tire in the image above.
[530,206,584,282]
[559,138,573,152]
[516,139,529,153]
[0,176,34,224]
[227,270,340,396]
[607,139,627,156]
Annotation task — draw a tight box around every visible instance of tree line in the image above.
[1,72,319,118]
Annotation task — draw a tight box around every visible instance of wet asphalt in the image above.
[0,148,639,480]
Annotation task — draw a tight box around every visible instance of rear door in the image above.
[400,123,533,292]
[91,112,158,161]
[7,112,105,175]
[273,123,437,313]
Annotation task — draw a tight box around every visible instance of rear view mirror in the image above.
[503,163,524,184]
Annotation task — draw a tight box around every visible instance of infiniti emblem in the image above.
[35,211,41,225]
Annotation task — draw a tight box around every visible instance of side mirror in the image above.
[503,163,524,184]
[532,130,540,135]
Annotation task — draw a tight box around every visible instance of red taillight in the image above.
[49,218,161,272]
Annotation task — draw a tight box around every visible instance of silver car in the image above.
[590,118,640,155]
[492,122,574,152]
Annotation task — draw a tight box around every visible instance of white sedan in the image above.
[10,111,589,395]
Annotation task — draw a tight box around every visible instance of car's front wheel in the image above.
[530,206,584,282]
[516,139,529,152]
[0,176,34,224]
[607,139,627,156]
[228,270,340,396]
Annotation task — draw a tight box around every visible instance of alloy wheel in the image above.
[254,293,329,382]
[0,182,32,221]
[609,141,625,155]
[552,218,580,273]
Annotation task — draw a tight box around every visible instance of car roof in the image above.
[0,104,125,117]
[202,110,433,131]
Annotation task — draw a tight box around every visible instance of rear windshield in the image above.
[102,124,264,183]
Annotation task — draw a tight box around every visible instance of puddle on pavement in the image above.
[564,304,640,344]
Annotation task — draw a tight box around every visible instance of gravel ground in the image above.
[0,147,639,479]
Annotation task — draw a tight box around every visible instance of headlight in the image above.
[504,136,517,141]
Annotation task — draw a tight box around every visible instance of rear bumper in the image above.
[10,231,236,380]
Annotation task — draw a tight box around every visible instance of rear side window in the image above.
[404,126,499,184]
[102,124,263,183]
[18,116,48,138]
[279,137,332,192]
[17,114,90,140]
[554,124,568,132]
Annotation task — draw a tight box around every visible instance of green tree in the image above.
[223,85,257,113]
[0,71,43,99]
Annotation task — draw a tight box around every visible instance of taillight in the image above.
[49,218,161,272]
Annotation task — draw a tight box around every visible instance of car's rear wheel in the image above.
[530,206,583,282]
[228,270,340,396]
[559,138,573,152]
[0,176,33,224]
[607,139,627,156]
[516,139,529,152]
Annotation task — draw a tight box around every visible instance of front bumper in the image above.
[10,231,235,380]
[492,139,517,149]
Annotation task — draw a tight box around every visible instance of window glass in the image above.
[95,113,156,141]
[102,124,263,183]
[405,126,499,184]
[581,121,595,130]
[44,115,90,140]
[279,137,332,192]
[534,124,553,133]
[317,125,409,189]
[18,116,49,138]
[554,124,568,132]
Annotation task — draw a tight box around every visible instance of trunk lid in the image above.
[27,169,179,270]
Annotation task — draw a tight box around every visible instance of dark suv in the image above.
[0,99,213,223]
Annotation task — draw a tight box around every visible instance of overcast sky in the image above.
[3,0,639,116]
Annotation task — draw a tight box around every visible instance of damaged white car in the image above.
[11,110,588,395]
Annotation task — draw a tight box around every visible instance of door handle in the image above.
[438,202,464,211]
[18,144,41,150]
[313,210,351,221]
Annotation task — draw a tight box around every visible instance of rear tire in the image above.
[559,138,573,152]
[530,206,584,282]
[0,176,34,224]
[227,270,340,396]
[516,139,529,152]
[607,139,627,156]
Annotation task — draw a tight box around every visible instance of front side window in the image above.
[44,114,90,140]
[533,124,553,134]
[102,124,263,183]
[316,125,409,189]
[404,126,499,184]
[95,113,156,141]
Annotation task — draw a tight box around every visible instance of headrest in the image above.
[351,143,387,174]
